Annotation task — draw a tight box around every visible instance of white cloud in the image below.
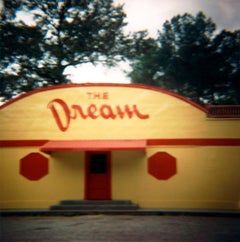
[64,62,131,84]
[199,0,240,30]
[115,0,240,36]
[115,0,203,36]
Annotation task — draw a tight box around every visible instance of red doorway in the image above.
[85,152,111,200]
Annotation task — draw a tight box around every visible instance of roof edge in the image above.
[0,83,207,112]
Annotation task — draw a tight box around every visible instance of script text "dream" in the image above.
[48,99,150,131]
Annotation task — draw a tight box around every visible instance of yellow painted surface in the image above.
[0,147,240,210]
[111,148,240,210]
[111,151,145,203]
[1,85,239,140]
[142,146,240,209]
[0,84,240,210]
[0,148,85,209]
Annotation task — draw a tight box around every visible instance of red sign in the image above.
[48,99,150,131]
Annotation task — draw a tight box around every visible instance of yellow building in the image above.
[0,83,240,210]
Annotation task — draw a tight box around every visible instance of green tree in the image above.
[129,12,240,105]
[0,0,128,101]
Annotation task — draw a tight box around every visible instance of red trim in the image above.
[0,83,207,113]
[40,140,147,153]
[147,139,240,146]
[207,105,240,118]
[1,139,240,148]
[0,140,48,147]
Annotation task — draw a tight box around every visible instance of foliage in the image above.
[0,0,128,100]
[129,12,240,105]
[1,5,240,105]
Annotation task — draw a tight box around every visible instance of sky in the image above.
[67,0,240,84]
[115,0,240,36]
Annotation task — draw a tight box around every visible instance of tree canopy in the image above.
[1,5,240,105]
[129,12,240,105]
[0,0,128,100]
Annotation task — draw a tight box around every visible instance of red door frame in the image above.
[85,151,111,200]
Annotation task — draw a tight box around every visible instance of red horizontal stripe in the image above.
[1,139,240,147]
[147,139,240,146]
[0,140,48,147]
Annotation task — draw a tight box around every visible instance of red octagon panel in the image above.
[148,152,177,180]
[20,153,49,181]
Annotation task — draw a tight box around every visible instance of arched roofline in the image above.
[0,83,207,112]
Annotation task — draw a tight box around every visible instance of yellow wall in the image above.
[0,84,240,210]
[0,148,85,209]
[0,147,239,210]
[143,146,240,209]
[112,151,145,203]
[111,148,240,210]
[1,85,239,140]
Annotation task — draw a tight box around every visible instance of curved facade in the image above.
[0,83,240,210]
